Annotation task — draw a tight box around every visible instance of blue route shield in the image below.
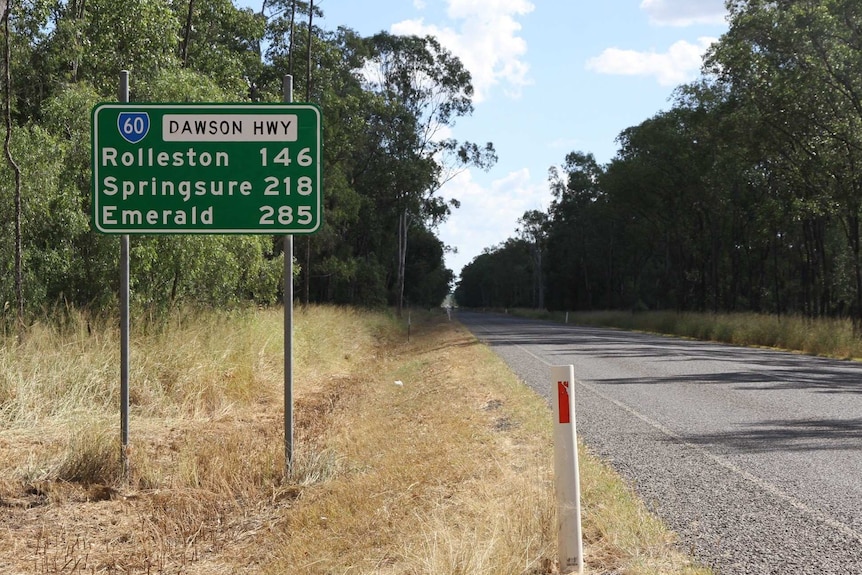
[117,112,150,144]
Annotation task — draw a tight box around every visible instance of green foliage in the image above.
[458,0,862,323]
[131,236,282,309]
[0,125,89,310]
[135,67,230,102]
[0,0,463,319]
[96,0,181,87]
[39,84,119,308]
[455,239,534,309]
[404,227,454,308]
[173,0,265,100]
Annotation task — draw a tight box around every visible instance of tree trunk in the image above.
[849,212,862,331]
[303,237,310,305]
[533,244,544,310]
[302,2,313,304]
[3,1,23,327]
[180,0,195,67]
[396,208,408,317]
[286,0,296,72]
[305,0,313,100]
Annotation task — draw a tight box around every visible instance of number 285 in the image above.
[259,205,313,225]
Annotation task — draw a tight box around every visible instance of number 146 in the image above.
[259,147,313,167]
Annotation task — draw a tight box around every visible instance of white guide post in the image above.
[552,364,584,574]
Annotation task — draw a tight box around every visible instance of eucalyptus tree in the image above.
[706,0,862,320]
[257,0,322,100]
[55,0,179,96]
[543,151,607,310]
[173,0,266,99]
[517,209,548,309]
[599,151,670,310]
[0,0,494,315]
[2,0,23,326]
[5,0,287,312]
[259,21,375,304]
[38,82,116,308]
[403,225,453,308]
[360,31,495,315]
[455,240,533,309]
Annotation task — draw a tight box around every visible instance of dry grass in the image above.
[0,305,709,574]
[521,309,862,360]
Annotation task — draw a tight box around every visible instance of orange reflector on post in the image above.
[558,380,571,424]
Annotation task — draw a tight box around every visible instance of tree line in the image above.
[456,0,862,324]
[0,0,494,327]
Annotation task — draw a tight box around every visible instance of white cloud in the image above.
[437,167,549,275]
[391,0,534,102]
[585,37,716,87]
[640,0,727,27]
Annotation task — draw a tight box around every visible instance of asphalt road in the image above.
[456,311,862,575]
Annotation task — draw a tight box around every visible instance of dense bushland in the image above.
[456,1,862,325]
[0,0,497,326]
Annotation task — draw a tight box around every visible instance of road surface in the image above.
[457,311,862,575]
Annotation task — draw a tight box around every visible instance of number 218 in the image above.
[263,176,314,196]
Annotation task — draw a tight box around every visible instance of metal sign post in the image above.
[283,75,295,475]
[94,76,322,479]
[119,71,130,478]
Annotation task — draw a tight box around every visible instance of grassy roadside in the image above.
[0,306,710,574]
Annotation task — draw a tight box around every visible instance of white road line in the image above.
[576,378,862,546]
[472,323,554,365]
[472,320,862,546]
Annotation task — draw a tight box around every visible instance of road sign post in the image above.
[92,103,322,234]
[552,364,584,574]
[93,97,322,479]
[282,76,295,476]
[118,72,130,479]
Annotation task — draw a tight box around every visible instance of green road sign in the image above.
[91,103,322,234]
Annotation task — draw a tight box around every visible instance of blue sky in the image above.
[243,0,729,278]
